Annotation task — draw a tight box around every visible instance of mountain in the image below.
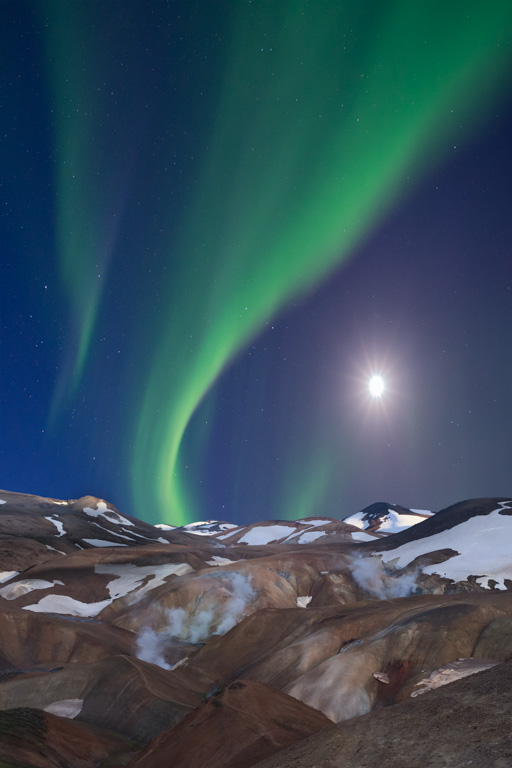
[344,502,433,534]
[0,489,510,767]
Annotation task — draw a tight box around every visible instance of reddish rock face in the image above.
[129,679,332,768]
[0,489,511,766]
[245,659,512,768]
[0,707,138,767]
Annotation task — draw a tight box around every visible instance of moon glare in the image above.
[369,375,385,397]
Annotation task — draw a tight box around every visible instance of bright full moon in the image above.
[369,375,385,397]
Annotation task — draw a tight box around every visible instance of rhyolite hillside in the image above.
[0,489,510,767]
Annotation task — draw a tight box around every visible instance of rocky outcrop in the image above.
[129,679,331,768]
[0,707,137,767]
[249,659,512,768]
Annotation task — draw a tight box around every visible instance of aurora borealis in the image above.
[2,2,512,526]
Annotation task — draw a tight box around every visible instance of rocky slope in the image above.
[0,490,510,766]
[250,658,512,768]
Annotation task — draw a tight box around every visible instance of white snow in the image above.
[0,499,6,505]
[23,595,112,617]
[379,510,430,534]
[95,562,193,600]
[344,509,432,533]
[83,501,135,527]
[44,699,83,719]
[206,556,235,566]
[343,514,365,530]
[185,521,238,537]
[121,529,155,541]
[351,531,378,542]
[89,524,134,541]
[82,539,127,547]
[45,545,66,554]
[0,579,58,600]
[217,530,240,540]
[44,517,65,536]
[296,530,327,544]
[296,595,312,608]
[296,519,335,527]
[411,658,499,697]
[0,571,19,583]
[237,525,294,545]
[22,562,193,616]
[380,507,512,589]
[157,537,170,544]
[183,520,212,528]
[155,524,175,530]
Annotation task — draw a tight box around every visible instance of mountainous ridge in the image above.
[0,489,510,766]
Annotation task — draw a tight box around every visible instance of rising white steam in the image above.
[136,571,255,669]
[350,555,419,599]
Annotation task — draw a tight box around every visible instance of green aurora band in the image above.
[132,2,512,524]
[42,2,512,524]
[41,1,130,423]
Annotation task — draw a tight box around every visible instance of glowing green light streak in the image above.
[41,2,124,424]
[130,0,512,524]
[279,447,337,523]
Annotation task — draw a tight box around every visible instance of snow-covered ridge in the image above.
[344,503,433,534]
[179,521,238,536]
[379,502,512,590]
[177,508,429,546]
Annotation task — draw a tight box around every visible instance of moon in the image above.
[369,375,385,397]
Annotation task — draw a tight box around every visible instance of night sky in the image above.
[2,1,512,526]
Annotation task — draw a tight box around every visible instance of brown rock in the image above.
[128,679,331,768]
[0,655,207,743]
[0,707,138,768]
[249,659,512,768]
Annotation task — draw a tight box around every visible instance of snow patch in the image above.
[83,501,134,527]
[0,579,58,600]
[122,529,156,541]
[342,513,365,529]
[0,499,6,505]
[237,525,294,545]
[44,517,65,536]
[156,524,175,530]
[296,595,312,608]
[46,545,66,554]
[351,531,378,542]
[89,525,134,541]
[206,556,235,566]
[82,539,127,548]
[95,562,193,600]
[344,509,432,533]
[379,510,431,534]
[295,519,334,527]
[23,595,111,617]
[411,658,500,697]
[43,699,83,718]
[296,530,327,544]
[0,571,19,583]
[380,507,512,589]
[183,521,238,536]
